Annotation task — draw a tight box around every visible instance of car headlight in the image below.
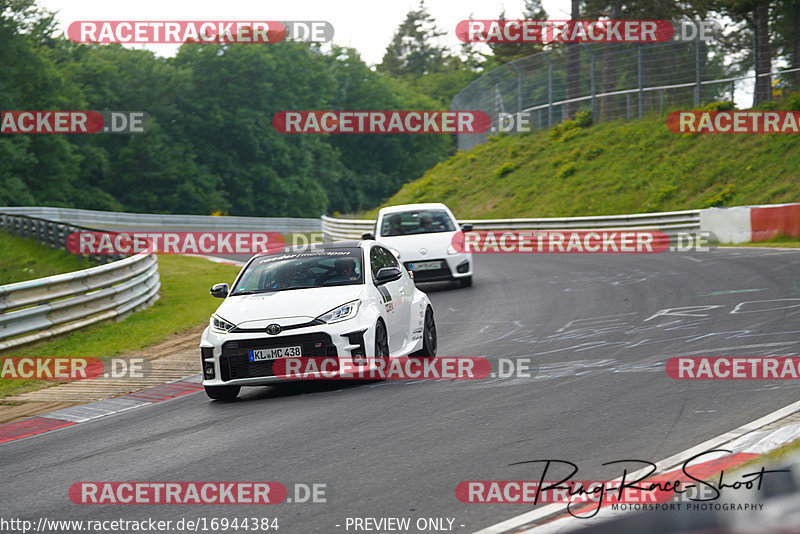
[210,314,235,334]
[317,300,361,323]
[389,248,401,259]
[447,244,459,255]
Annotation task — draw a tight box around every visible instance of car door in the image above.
[370,245,409,353]
[378,245,413,352]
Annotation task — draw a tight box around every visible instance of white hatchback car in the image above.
[369,203,473,287]
[199,240,436,401]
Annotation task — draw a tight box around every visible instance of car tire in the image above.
[204,385,240,401]
[413,306,437,358]
[375,320,390,360]
[459,276,472,288]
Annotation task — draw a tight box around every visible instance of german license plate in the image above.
[249,346,302,361]
[409,261,441,271]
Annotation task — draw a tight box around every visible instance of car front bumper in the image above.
[200,316,379,387]
[404,254,472,283]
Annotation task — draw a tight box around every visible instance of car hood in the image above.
[215,285,365,328]
[377,232,456,260]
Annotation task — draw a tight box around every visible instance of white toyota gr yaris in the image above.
[200,240,436,401]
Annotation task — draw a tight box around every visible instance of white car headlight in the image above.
[389,248,401,259]
[447,244,459,255]
[317,300,361,323]
[210,314,235,334]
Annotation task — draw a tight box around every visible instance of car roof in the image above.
[377,203,450,216]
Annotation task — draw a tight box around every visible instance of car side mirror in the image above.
[461,223,473,232]
[210,283,229,298]
[375,267,402,285]
[362,232,375,240]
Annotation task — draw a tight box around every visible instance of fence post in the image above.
[509,61,522,114]
[638,44,644,118]
[695,29,703,106]
[580,44,597,118]
[543,53,554,127]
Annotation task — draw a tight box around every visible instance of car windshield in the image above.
[230,249,364,294]
[380,209,456,236]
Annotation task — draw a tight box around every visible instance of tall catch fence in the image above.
[452,35,800,150]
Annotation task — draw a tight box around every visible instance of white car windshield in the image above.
[230,249,364,295]
[380,209,456,236]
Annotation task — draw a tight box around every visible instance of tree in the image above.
[489,0,549,65]
[713,0,772,105]
[378,1,447,77]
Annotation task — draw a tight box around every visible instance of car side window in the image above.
[377,246,399,268]
[370,246,387,279]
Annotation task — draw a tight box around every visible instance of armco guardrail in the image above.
[1,213,127,264]
[0,251,160,351]
[322,210,702,241]
[0,206,322,232]
[0,213,161,351]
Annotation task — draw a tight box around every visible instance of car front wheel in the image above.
[374,320,390,360]
[459,276,472,288]
[205,385,240,401]
[413,307,437,357]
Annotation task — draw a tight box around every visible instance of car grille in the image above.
[220,333,337,381]
[404,259,451,281]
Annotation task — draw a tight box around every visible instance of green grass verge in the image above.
[0,232,94,285]
[721,234,800,248]
[367,112,800,219]
[0,254,240,399]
